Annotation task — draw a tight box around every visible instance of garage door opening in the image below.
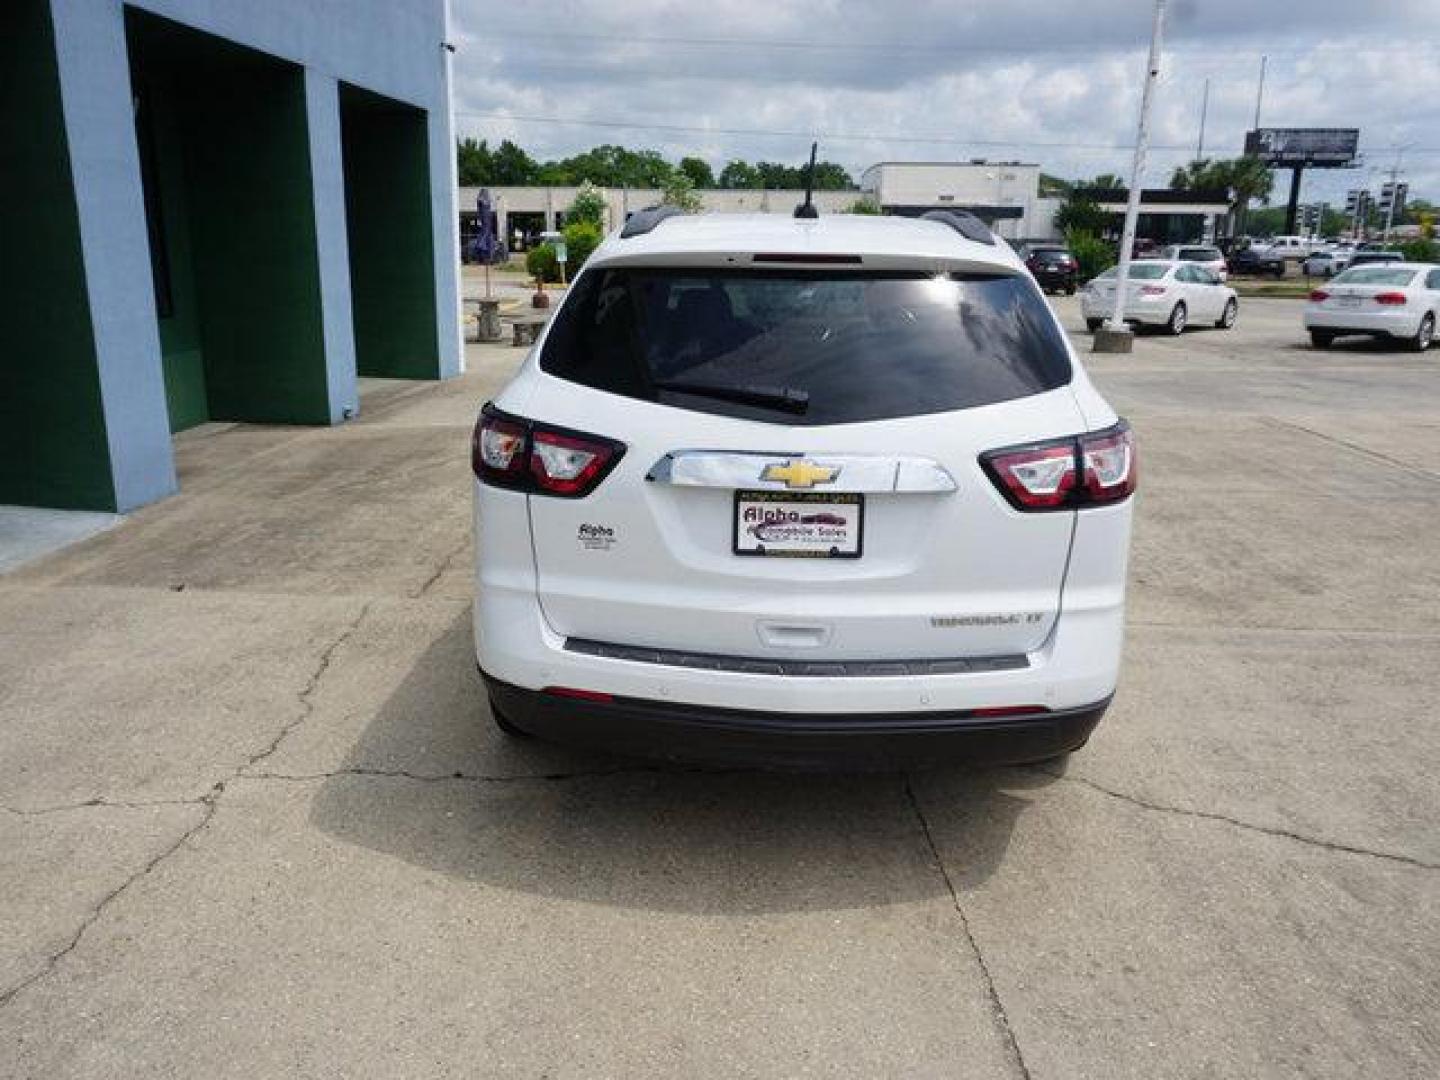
[339,84,441,379]
[0,0,115,509]
[125,8,332,432]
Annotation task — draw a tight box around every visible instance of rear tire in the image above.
[1408,313,1435,352]
[1309,330,1335,349]
[1065,283,1077,296]
[1165,302,1187,336]
[1086,318,1102,332]
[488,693,534,739]
[1216,298,1238,329]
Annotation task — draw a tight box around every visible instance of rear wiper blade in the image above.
[652,379,809,414]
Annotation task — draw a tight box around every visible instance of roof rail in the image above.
[620,205,686,239]
[920,209,996,246]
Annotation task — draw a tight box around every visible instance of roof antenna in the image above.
[794,141,820,219]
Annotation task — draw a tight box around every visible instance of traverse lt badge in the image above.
[760,459,840,490]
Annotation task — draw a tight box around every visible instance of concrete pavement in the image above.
[2,300,1437,1077]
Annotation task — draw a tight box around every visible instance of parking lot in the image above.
[2,296,1437,1078]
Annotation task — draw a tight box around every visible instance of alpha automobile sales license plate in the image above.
[733,490,864,558]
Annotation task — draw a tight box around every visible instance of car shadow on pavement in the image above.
[308,609,1059,914]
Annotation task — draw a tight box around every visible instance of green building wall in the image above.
[0,0,116,509]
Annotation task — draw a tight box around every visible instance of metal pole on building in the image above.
[1253,55,1266,129]
[1098,0,1165,349]
[441,0,464,371]
[1196,77,1209,161]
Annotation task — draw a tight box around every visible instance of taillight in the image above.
[1078,423,1137,502]
[980,421,1136,512]
[472,404,625,498]
[1309,289,1330,302]
[1374,291,1408,305]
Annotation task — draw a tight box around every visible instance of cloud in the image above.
[451,0,1440,202]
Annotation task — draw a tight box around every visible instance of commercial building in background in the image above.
[465,162,1232,253]
[2,0,460,513]
[859,161,1042,239]
[1073,186,1233,245]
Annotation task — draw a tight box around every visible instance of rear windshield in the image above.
[1030,248,1071,262]
[1096,264,1168,280]
[539,268,1072,425]
[1179,247,1221,261]
[1333,266,1417,286]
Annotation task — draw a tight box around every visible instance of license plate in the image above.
[1335,295,1362,308]
[734,491,863,558]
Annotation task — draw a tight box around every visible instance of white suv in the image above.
[472,209,1136,768]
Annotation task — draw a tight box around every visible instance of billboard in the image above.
[1244,128,1359,167]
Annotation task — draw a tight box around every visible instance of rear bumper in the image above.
[484,672,1109,770]
[1304,307,1421,337]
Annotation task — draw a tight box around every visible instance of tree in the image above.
[1054,192,1109,236]
[568,181,607,229]
[1039,173,1072,198]
[489,140,540,185]
[810,162,856,190]
[678,156,715,189]
[558,144,672,187]
[718,160,762,189]
[659,169,703,212]
[457,137,492,186]
[1170,156,1274,233]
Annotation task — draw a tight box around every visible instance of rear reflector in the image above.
[473,404,625,498]
[980,420,1136,512]
[971,705,1049,718]
[1374,291,1408,305]
[543,686,614,703]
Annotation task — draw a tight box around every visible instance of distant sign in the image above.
[1244,128,1359,167]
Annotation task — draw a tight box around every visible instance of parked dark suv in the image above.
[1021,245,1078,294]
[1227,246,1286,278]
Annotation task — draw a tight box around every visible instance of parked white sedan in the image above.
[1302,246,1355,277]
[1160,244,1228,282]
[1305,263,1440,350]
[1082,260,1239,335]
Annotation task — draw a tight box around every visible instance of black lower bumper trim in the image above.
[482,673,1110,771]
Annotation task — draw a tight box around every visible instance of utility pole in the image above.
[1253,55,1266,130]
[1096,0,1165,352]
[1196,77,1209,161]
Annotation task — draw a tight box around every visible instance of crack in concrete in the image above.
[0,605,375,1013]
[1032,767,1440,871]
[1265,416,1440,483]
[0,788,218,1009]
[411,537,469,599]
[238,602,372,775]
[0,795,203,818]
[244,762,734,785]
[904,777,1033,1080]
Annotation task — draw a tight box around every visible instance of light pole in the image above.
[1096,0,1166,353]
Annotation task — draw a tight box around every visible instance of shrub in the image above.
[845,197,881,215]
[1066,230,1114,282]
[1398,239,1439,263]
[562,220,602,271]
[660,169,703,212]
[526,243,558,283]
[568,181,607,229]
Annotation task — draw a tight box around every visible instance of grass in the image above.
[1229,279,1314,299]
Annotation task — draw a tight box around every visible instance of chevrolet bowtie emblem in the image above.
[760,459,840,489]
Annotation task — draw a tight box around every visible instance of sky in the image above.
[450,0,1440,208]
